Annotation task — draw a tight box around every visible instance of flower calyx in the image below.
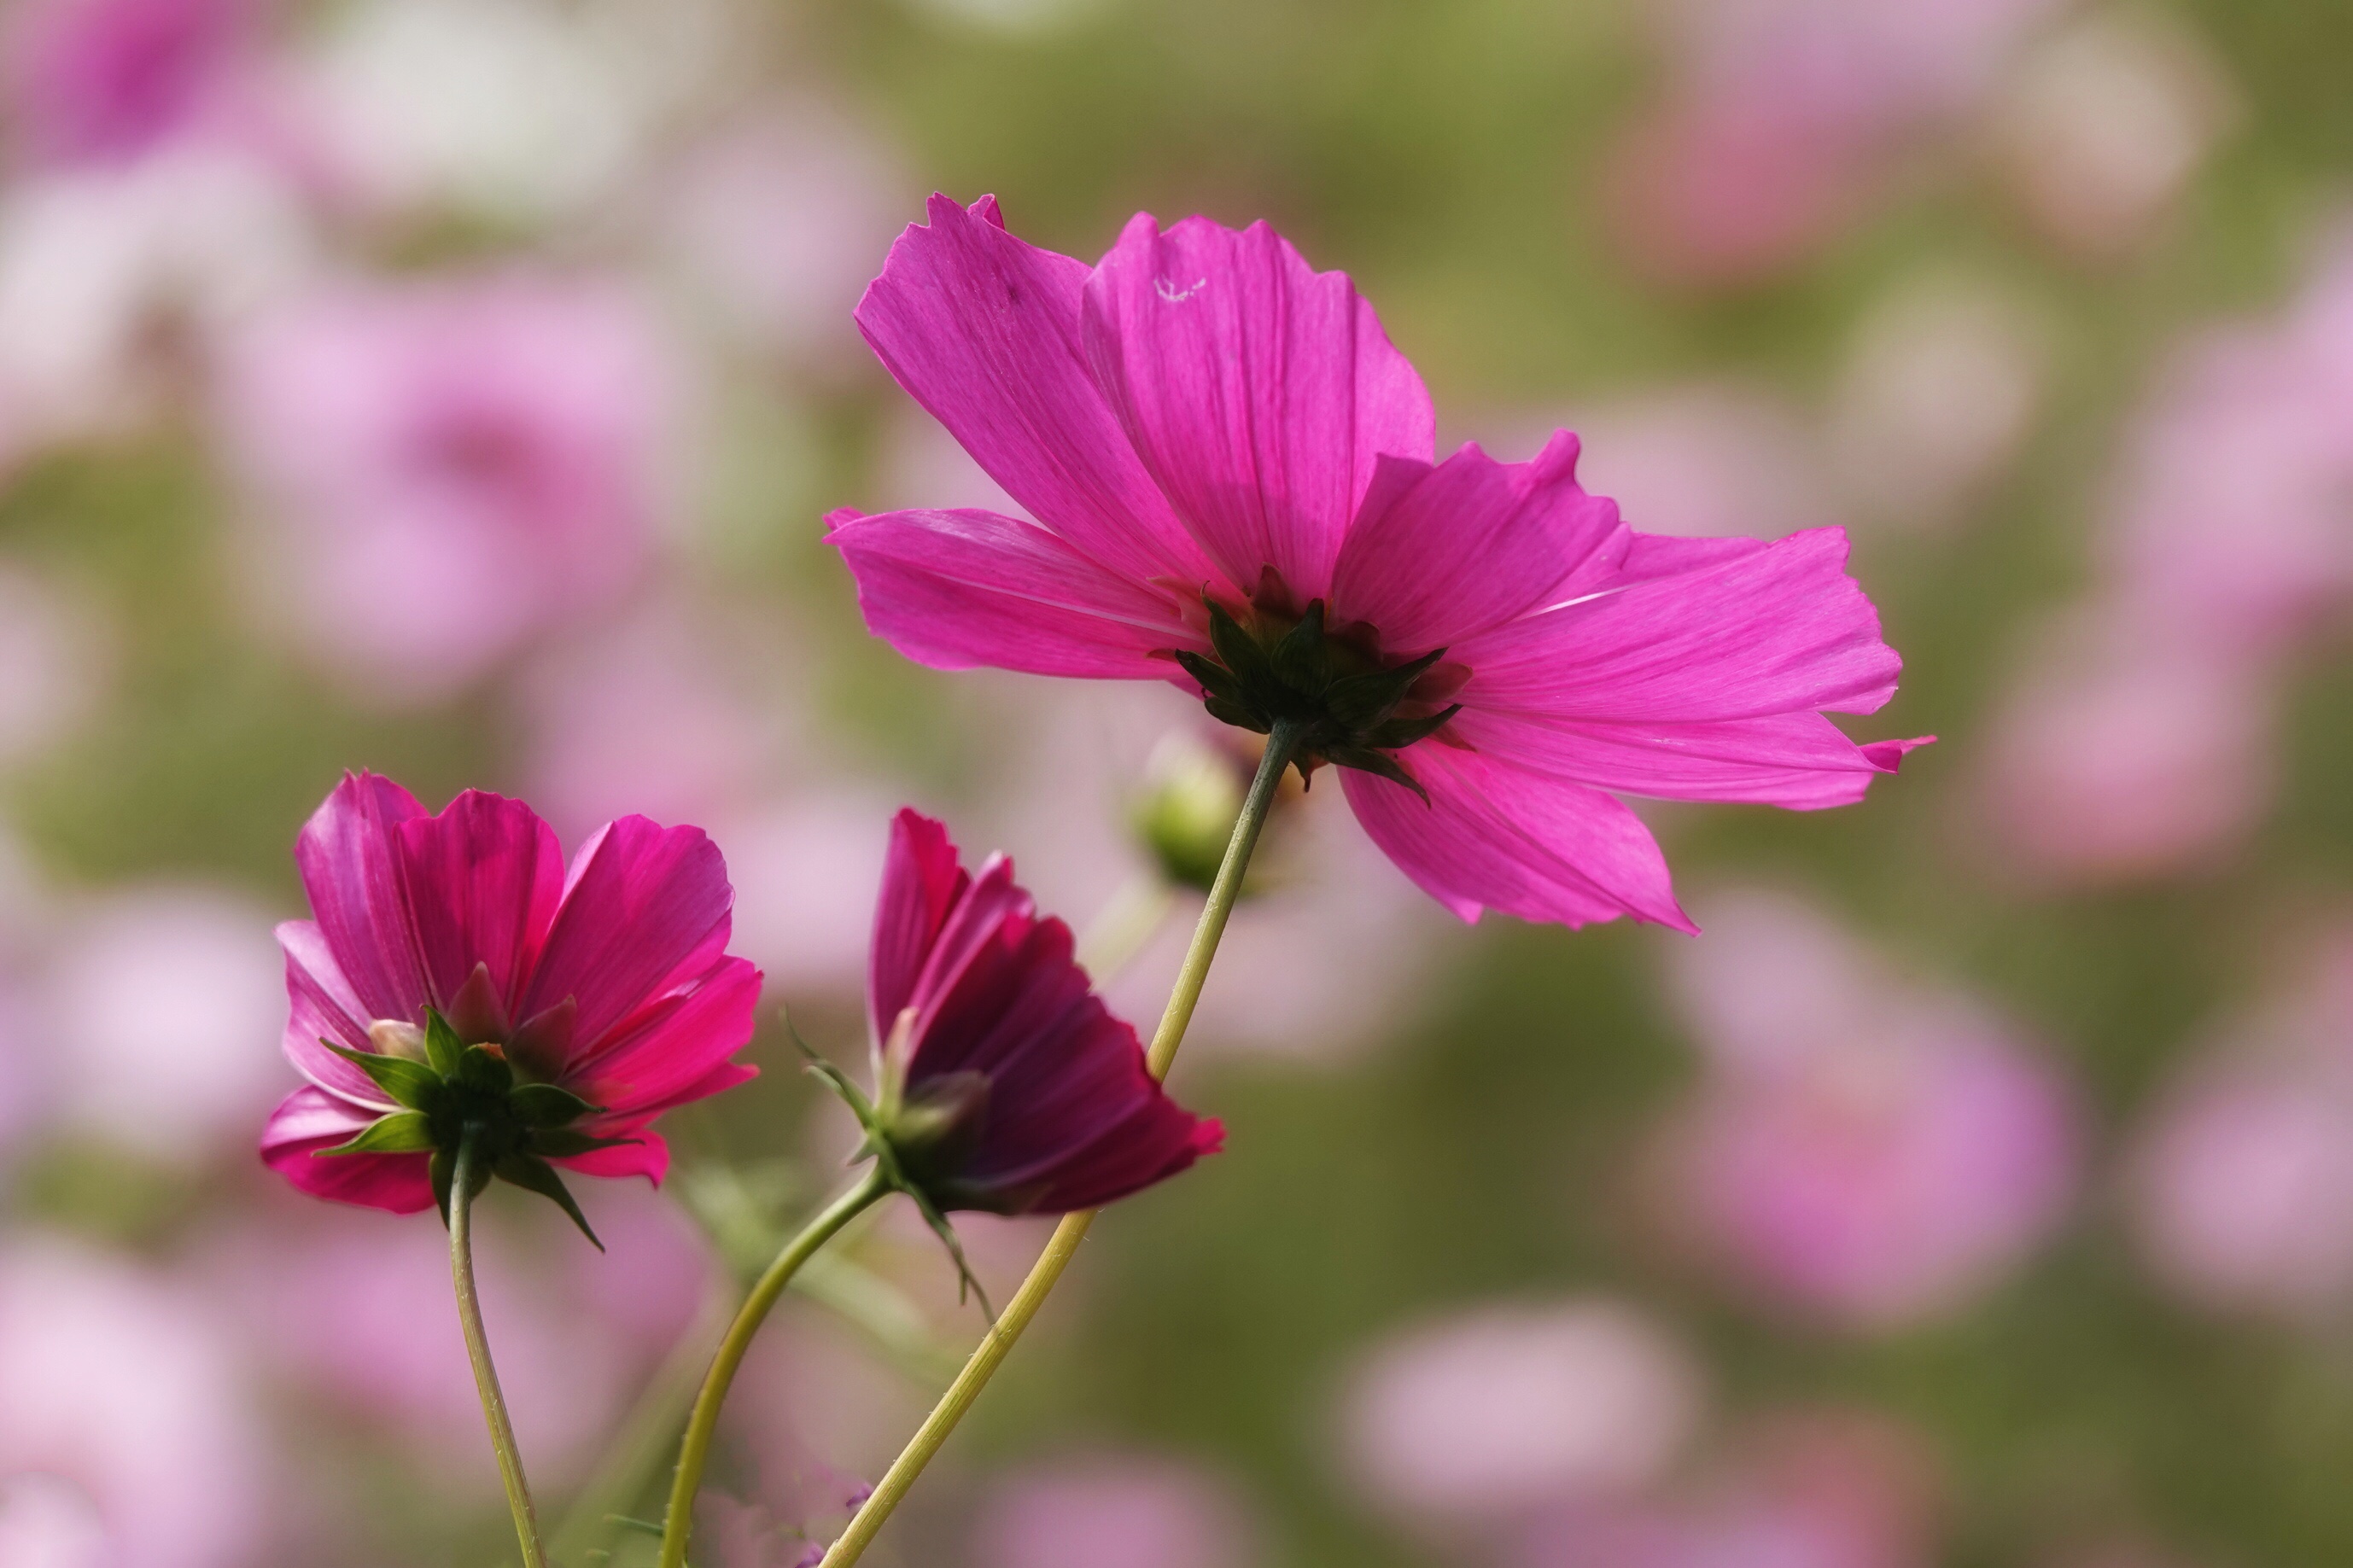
[1174,596,1461,800]
[793,1010,995,1318]
[323,1006,621,1248]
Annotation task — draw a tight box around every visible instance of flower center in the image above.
[1169,587,1464,798]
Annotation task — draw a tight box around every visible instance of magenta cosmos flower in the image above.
[259,772,758,1230]
[837,808,1220,1218]
[828,196,1926,930]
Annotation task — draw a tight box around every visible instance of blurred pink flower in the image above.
[2129,940,2353,1321]
[1979,608,2274,886]
[972,1454,1258,1568]
[47,884,287,1163]
[1340,1298,1703,1530]
[1665,889,2078,1329]
[2101,236,2353,660]
[1606,0,2062,284]
[0,1237,270,1568]
[0,0,255,168]
[1549,384,1827,544]
[1515,1407,1939,1568]
[221,270,681,703]
[659,103,908,367]
[259,772,759,1213]
[832,196,1923,932]
[217,1193,647,1491]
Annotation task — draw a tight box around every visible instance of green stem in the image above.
[818,720,1304,1568]
[657,1169,894,1568]
[450,1129,548,1568]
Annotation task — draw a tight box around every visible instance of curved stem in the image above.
[450,1129,548,1568]
[657,1169,894,1568]
[819,720,1304,1568]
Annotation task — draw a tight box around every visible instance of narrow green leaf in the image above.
[495,1152,603,1250]
[423,1007,465,1076]
[323,1110,437,1156]
[509,1082,599,1128]
[906,1182,994,1322]
[322,1040,442,1111]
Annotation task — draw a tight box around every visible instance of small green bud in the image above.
[1131,734,1247,893]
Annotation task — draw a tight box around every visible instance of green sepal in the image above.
[456,1041,514,1094]
[429,1145,457,1226]
[323,1110,437,1156]
[904,1179,994,1320]
[1172,649,1246,706]
[530,1127,637,1158]
[1322,645,1445,727]
[322,1040,442,1111]
[1363,702,1463,752]
[1202,696,1270,733]
[423,1008,465,1076]
[1205,598,1271,686]
[495,1151,603,1250]
[509,1082,600,1128]
[1322,743,1429,801]
[1269,599,1334,692]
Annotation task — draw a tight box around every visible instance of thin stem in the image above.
[657,1169,895,1568]
[819,720,1305,1568]
[450,1128,548,1568]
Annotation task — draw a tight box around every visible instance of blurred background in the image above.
[0,0,2348,1565]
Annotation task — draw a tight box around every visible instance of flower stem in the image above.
[657,1168,895,1568]
[449,1128,548,1568]
[817,720,1305,1568]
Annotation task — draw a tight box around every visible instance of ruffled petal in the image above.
[564,955,762,1116]
[870,808,970,1040]
[1340,745,1693,931]
[855,193,1215,587]
[1083,213,1434,603]
[1330,433,1625,651]
[293,772,431,1026]
[827,506,1201,680]
[392,789,565,1024]
[258,1087,436,1213]
[1457,527,1901,722]
[522,818,735,1052]
[277,920,400,1110]
[1450,708,1933,808]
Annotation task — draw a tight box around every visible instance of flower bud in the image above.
[1130,734,1247,893]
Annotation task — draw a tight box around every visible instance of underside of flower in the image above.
[324,1004,623,1247]
[1173,588,1463,799]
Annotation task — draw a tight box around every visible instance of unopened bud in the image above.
[367,1019,429,1063]
[1131,734,1247,893]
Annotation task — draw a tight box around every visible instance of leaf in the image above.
[905,1181,995,1322]
[495,1151,604,1250]
[322,1110,437,1156]
[423,1008,465,1077]
[322,1041,442,1111]
[510,1082,600,1128]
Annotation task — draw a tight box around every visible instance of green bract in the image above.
[323,1008,621,1247]
[1175,597,1462,799]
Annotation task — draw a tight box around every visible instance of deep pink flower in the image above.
[853,808,1219,1215]
[829,197,1924,931]
[258,772,758,1218]
[220,271,680,703]
[1,0,253,167]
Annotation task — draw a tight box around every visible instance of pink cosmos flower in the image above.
[830,197,1924,931]
[220,271,680,704]
[852,807,1219,1215]
[1664,889,2077,1329]
[257,771,759,1218]
[0,0,254,168]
